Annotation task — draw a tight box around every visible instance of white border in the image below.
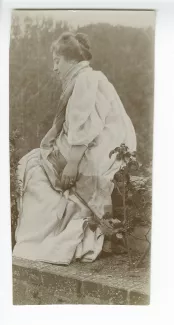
[1,0,174,9]
[1,1,174,324]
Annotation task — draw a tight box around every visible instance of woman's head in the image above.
[51,32,92,76]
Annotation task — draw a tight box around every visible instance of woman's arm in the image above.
[60,72,99,190]
[69,145,87,166]
[61,145,87,190]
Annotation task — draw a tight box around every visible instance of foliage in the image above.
[77,23,154,166]
[88,143,151,268]
[10,14,154,165]
[10,13,154,254]
[10,130,20,248]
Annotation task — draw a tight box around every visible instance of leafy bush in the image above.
[10,130,20,249]
[10,13,154,250]
[10,14,154,165]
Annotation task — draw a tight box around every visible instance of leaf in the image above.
[109,149,115,159]
[116,153,122,161]
[89,223,98,232]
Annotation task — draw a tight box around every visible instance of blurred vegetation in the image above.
[10,130,20,248]
[10,14,154,165]
[10,14,154,248]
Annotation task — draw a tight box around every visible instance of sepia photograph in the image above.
[10,9,155,305]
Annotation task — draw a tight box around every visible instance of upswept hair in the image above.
[51,32,92,62]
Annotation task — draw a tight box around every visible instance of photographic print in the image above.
[10,9,155,305]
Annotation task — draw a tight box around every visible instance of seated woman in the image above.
[13,32,136,265]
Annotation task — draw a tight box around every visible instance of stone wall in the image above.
[13,257,150,305]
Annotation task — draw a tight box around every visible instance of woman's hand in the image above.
[60,145,87,190]
[61,162,78,190]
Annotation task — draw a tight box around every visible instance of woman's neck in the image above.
[61,60,90,91]
[60,59,77,81]
[61,60,80,90]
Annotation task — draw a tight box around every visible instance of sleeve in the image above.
[66,71,110,146]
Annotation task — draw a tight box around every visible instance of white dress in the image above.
[13,66,136,265]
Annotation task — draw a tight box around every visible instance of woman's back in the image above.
[57,66,136,164]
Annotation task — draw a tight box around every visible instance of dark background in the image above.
[10,14,154,168]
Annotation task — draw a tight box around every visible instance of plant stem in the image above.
[125,233,133,268]
[123,170,126,224]
[122,168,133,268]
[134,244,150,268]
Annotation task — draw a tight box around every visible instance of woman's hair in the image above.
[51,32,92,62]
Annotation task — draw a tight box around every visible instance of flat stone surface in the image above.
[13,254,150,305]
[129,290,150,305]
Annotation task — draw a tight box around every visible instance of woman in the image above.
[13,32,136,265]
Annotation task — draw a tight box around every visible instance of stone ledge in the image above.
[12,256,150,305]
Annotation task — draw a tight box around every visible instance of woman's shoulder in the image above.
[74,66,115,99]
[77,67,109,86]
[74,66,100,89]
[92,69,115,93]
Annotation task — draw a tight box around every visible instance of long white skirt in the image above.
[13,149,104,265]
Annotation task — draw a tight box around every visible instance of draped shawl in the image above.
[40,61,90,191]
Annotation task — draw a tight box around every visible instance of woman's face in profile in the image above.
[53,51,66,78]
